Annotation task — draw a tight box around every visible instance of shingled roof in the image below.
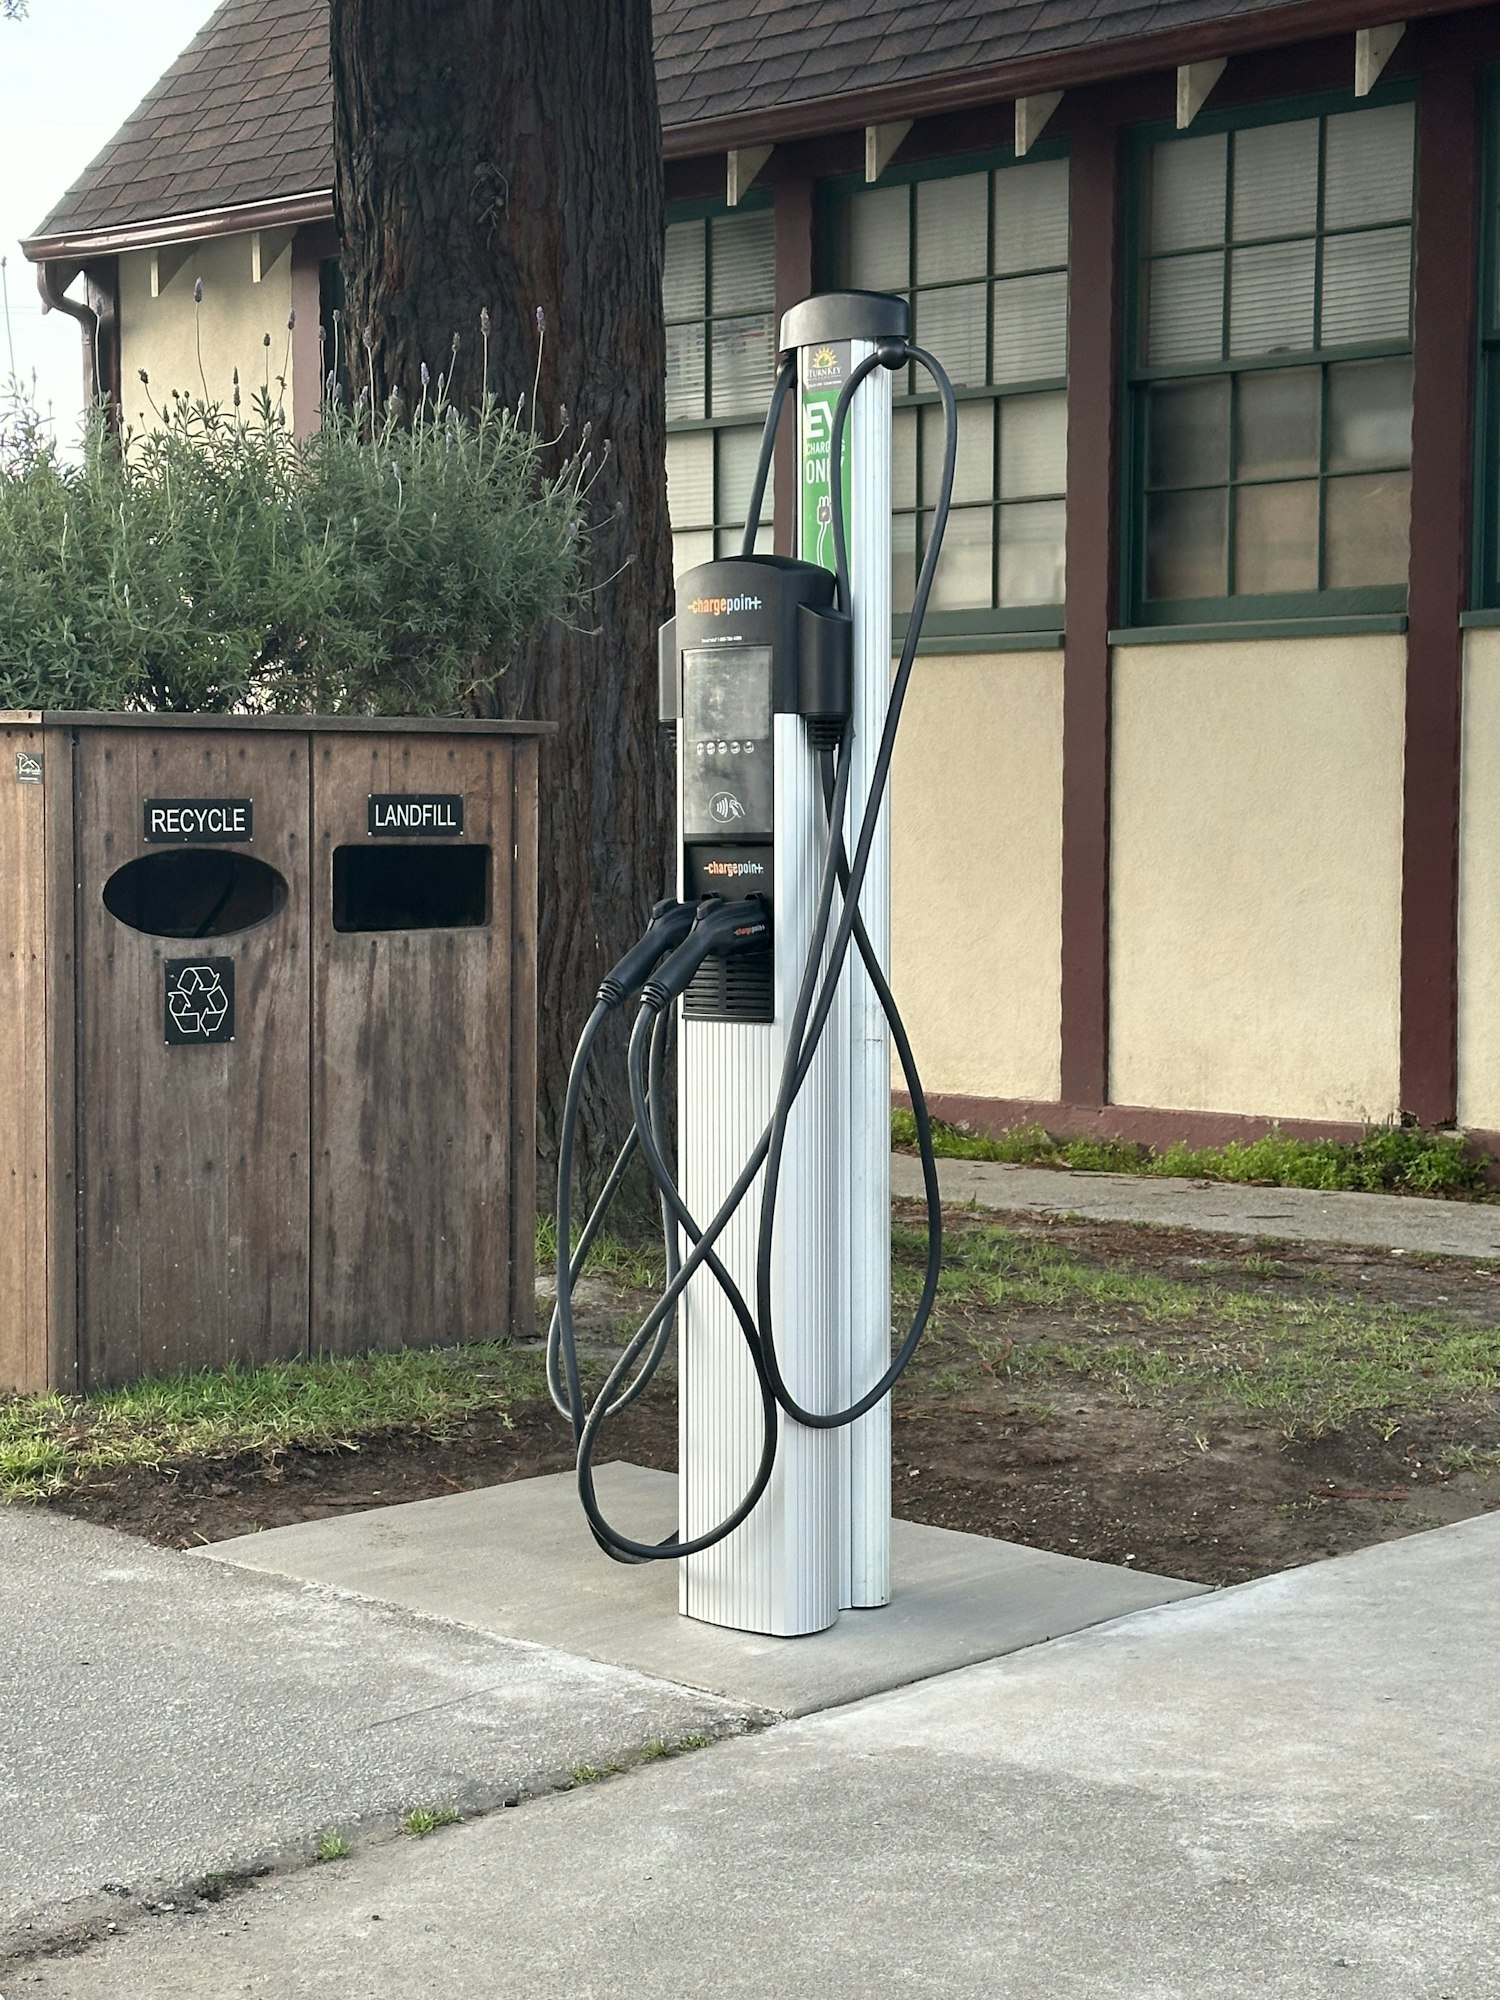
[25,0,1419,255]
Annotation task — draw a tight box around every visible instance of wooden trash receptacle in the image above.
[0,711,547,1394]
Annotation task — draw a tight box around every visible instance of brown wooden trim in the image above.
[660,0,1489,161]
[772,178,815,559]
[898,1089,1380,1151]
[1060,119,1122,1108]
[1401,63,1480,1125]
[289,228,326,439]
[22,712,555,736]
[22,190,335,265]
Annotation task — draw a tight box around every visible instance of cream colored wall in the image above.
[118,232,296,424]
[1457,628,1500,1129]
[891,650,1062,1101]
[1110,636,1404,1123]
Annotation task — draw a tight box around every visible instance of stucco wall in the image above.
[1458,628,1500,1130]
[1110,636,1404,1123]
[119,232,296,423]
[891,650,1062,1101]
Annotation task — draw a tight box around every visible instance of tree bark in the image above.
[330,0,673,1204]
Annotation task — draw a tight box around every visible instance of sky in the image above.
[1,0,221,445]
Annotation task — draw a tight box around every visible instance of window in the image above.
[1128,98,1415,623]
[829,152,1070,633]
[664,201,778,580]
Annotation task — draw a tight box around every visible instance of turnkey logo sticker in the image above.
[710,792,747,823]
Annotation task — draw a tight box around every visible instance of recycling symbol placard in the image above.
[164,958,235,1046]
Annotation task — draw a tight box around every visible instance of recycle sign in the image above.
[164,957,235,1046]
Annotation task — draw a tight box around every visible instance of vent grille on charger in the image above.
[683,943,774,1023]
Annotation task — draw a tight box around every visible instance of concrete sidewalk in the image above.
[18,1513,1499,1998]
[894,1150,1500,1258]
[0,1509,751,1951]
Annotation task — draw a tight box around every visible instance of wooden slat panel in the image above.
[75,728,310,1386]
[0,723,52,1393]
[311,733,516,1354]
[508,736,540,1342]
[43,724,78,1392]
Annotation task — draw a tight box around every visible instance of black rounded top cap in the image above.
[778,290,910,356]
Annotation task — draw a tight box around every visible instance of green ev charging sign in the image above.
[797,340,853,573]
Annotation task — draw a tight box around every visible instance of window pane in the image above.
[1234,479,1319,593]
[710,313,774,417]
[673,530,714,582]
[993,157,1068,273]
[998,499,1065,606]
[916,173,988,284]
[1231,120,1318,241]
[921,398,993,506]
[1235,368,1319,479]
[718,425,771,525]
[1150,133,1227,252]
[664,220,705,321]
[892,407,918,511]
[1147,487,1227,599]
[1146,252,1224,365]
[991,270,1067,383]
[892,512,917,616]
[1148,377,1229,487]
[999,390,1066,499]
[844,185,908,292]
[718,524,773,559]
[1319,226,1411,347]
[1324,470,1410,586]
[925,504,993,610]
[1229,239,1315,356]
[915,282,988,389]
[1323,103,1415,230]
[1326,357,1412,471]
[710,209,774,313]
[666,321,706,421]
[665,432,713,527]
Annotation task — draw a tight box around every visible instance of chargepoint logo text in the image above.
[689,594,763,617]
[704,858,765,878]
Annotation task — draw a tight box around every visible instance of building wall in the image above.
[891,650,1063,1101]
[118,231,296,424]
[1109,636,1405,1123]
[1458,627,1500,1129]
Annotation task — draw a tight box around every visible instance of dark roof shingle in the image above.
[31,0,1317,246]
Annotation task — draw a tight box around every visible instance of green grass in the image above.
[535,1213,666,1290]
[0,1342,546,1501]
[313,1831,351,1863]
[892,1111,1491,1198]
[401,1805,461,1837]
[900,1221,1500,1439]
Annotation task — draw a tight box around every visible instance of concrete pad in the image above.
[0,1508,751,1949]
[29,1513,1500,1999]
[201,1462,1205,1716]
[895,1150,1500,1258]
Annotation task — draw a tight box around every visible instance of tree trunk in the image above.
[330,0,673,1207]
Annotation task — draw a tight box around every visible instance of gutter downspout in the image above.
[35,257,120,429]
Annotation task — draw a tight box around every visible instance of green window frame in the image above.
[664,194,778,581]
[820,145,1071,643]
[1123,90,1417,629]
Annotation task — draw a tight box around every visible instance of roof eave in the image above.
[21,188,334,265]
[661,0,1484,157]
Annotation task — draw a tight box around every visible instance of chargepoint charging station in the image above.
[551,291,954,1637]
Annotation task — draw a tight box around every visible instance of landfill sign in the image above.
[164,958,234,1045]
[798,340,853,574]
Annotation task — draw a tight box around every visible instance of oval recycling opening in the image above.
[103,849,289,939]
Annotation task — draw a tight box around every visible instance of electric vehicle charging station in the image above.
[551,291,955,1638]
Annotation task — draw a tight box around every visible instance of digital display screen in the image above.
[683,647,771,745]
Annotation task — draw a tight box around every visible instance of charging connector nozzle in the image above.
[641,896,770,1012]
[596,898,697,1009]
